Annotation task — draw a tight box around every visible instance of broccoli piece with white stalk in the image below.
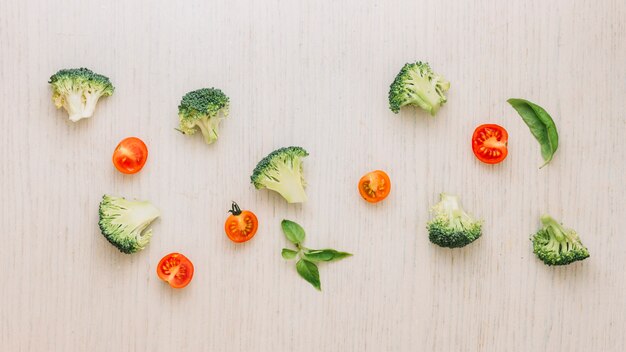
[532,215,590,266]
[177,88,230,144]
[251,146,309,203]
[388,61,450,115]
[49,68,114,122]
[427,193,482,248]
[98,195,160,254]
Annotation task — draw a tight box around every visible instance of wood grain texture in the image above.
[1,0,625,351]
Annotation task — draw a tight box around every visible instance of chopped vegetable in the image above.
[427,193,482,248]
[224,202,258,243]
[358,170,391,203]
[251,146,309,203]
[112,137,148,174]
[98,195,160,254]
[471,124,508,164]
[157,253,195,288]
[177,88,230,145]
[532,215,589,266]
[280,220,351,291]
[507,98,558,168]
[49,68,114,122]
[388,61,450,115]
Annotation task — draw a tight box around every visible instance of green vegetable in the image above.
[296,259,321,290]
[251,146,309,203]
[49,68,114,122]
[281,248,298,259]
[281,219,351,291]
[532,214,590,266]
[507,98,559,168]
[427,193,482,248]
[177,88,230,144]
[98,195,161,254]
[388,61,450,115]
[281,220,306,244]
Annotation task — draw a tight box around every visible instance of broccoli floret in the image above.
[427,193,482,248]
[49,68,114,122]
[532,215,590,266]
[388,61,450,115]
[177,88,230,144]
[251,146,309,203]
[98,195,160,254]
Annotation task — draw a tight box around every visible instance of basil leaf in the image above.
[296,259,321,290]
[281,219,305,244]
[507,98,559,168]
[303,249,352,262]
[281,248,298,260]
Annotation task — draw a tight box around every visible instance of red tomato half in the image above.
[112,137,148,174]
[157,253,194,289]
[472,124,508,164]
[358,170,391,203]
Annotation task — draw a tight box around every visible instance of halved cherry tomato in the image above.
[112,137,148,174]
[225,202,258,243]
[358,170,391,203]
[472,124,508,164]
[157,253,194,289]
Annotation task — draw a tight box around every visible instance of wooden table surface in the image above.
[1,0,625,351]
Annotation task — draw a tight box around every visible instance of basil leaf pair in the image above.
[507,98,559,168]
[280,219,352,291]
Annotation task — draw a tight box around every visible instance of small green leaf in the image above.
[281,219,306,244]
[296,259,321,290]
[507,98,559,168]
[303,249,352,262]
[281,248,298,260]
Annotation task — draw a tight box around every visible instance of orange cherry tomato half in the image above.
[472,124,508,164]
[157,253,194,289]
[224,202,259,243]
[112,137,148,174]
[358,170,391,203]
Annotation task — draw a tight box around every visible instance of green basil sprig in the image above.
[281,219,352,291]
[507,98,559,168]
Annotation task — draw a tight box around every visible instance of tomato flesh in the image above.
[113,137,148,174]
[225,202,258,243]
[472,124,508,164]
[157,253,194,288]
[358,170,391,203]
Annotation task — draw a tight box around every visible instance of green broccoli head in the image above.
[251,146,309,203]
[98,195,161,254]
[49,68,114,122]
[388,61,450,115]
[532,215,590,266]
[427,193,482,248]
[177,88,230,145]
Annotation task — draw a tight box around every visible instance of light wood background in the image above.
[1,0,625,351]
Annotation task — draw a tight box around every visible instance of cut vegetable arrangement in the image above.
[46,55,587,298]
